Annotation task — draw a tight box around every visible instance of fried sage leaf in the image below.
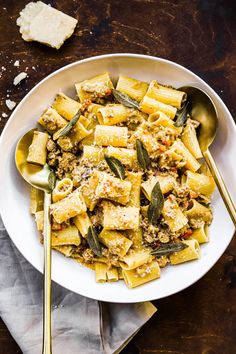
[54,110,81,139]
[151,242,189,257]
[112,89,140,110]
[48,170,56,191]
[147,181,164,225]
[104,155,125,180]
[174,101,189,127]
[136,139,151,170]
[87,226,102,257]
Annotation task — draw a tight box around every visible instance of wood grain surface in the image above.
[0,1,236,353]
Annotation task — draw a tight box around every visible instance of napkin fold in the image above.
[0,216,157,354]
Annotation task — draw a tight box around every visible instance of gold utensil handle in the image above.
[42,192,52,354]
[204,149,236,227]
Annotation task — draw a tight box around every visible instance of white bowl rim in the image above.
[0,53,235,303]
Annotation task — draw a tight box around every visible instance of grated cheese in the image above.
[13,72,28,85]
[5,99,16,110]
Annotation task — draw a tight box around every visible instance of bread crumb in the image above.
[2,113,8,118]
[14,60,20,67]
[5,99,16,110]
[13,72,27,85]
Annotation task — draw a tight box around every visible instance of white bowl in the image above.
[0,54,235,303]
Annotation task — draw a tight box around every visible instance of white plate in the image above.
[0,54,235,303]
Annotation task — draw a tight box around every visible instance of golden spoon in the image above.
[15,129,55,354]
[180,86,236,227]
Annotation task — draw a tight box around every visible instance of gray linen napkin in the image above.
[0,216,157,354]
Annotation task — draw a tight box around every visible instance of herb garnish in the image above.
[104,155,126,180]
[174,101,189,127]
[147,181,164,225]
[112,89,140,110]
[87,226,102,257]
[54,110,81,139]
[151,242,188,257]
[136,139,151,170]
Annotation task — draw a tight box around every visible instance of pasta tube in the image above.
[52,93,81,121]
[181,123,203,159]
[85,103,102,126]
[97,104,132,125]
[94,125,128,147]
[119,249,152,270]
[141,175,175,201]
[79,104,101,146]
[186,200,212,222]
[38,107,67,134]
[52,178,73,202]
[80,171,100,211]
[50,189,87,223]
[75,72,114,102]
[54,116,93,144]
[95,262,118,283]
[27,131,48,165]
[95,262,107,283]
[185,171,215,196]
[122,261,160,288]
[191,224,209,244]
[106,147,137,168]
[162,198,188,232]
[30,187,44,214]
[51,225,81,246]
[116,75,148,102]
[98,229,132,257]
[140,95,177,118]
[148,111,182,135]
[106,267,119,282]
[35,210,44,231]
[126,172,142,207]
[82,145,104,164]
[95,172,132,205]
[146,80,186,109]
[73,212,92,237]
[125,228,143,248]
[171,140,201,172]
[103,202,140,230]
[170,239,200,264]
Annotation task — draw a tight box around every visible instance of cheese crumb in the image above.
[6,99,16,110]
[16,1,78,49]
[14,60,20,67]
[13,72,28,85]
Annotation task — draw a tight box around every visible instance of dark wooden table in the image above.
[0,1,236,353]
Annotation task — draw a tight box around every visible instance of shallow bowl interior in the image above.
[0,54,235,303]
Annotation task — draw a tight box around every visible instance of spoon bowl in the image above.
[179,86,236,227]
[180,86,219,152]
[15,129,54,192]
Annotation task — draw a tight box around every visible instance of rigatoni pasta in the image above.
[116,75,148,102]
[122,261,161,288]
[97,104,132,125]
[140,95,177,118]
[52,92,81,121]
[50,189,86,223]
[27,72,215,289]
[146,80,186,109]
[27,131,48,165]
[94,125,128,147]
